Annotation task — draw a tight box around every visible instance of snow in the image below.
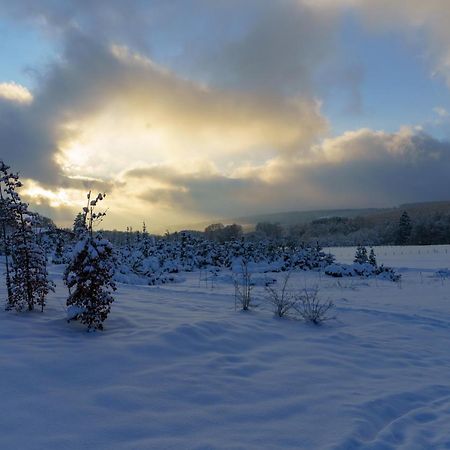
[1,246,450,448]
[327,244,450,271]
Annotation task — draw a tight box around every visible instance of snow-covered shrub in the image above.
[354,245,368,264]
[233,259,254,311]
[52,236,65,264]
[65,235,117,330]
[325,247,400,282]
[140,221,153,257]
[435,268,450,279]
[375,265,401,282]
[294,287,335,325]
[368,248,377,267]
[64,192,117,331]
[51,229,73,264]
[265,272,297,317]
[352,262,377,277]
[111,230,340,285]
[324,263,355,278]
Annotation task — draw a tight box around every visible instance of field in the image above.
[1,246,450,449]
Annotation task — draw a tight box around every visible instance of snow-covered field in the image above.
[328,245,450,271]
[2,246,450,449]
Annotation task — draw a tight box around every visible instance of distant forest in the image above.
[100,206,450,248]
[5,200,450,248]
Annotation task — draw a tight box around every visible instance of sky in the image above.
[2,0,450,232]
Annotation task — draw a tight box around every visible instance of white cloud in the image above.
[0,82,33,103]
[434,106,449,118]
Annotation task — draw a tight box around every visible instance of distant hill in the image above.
[176,200,450,232]
[235,201,450,228]
[174,208,383,232]
[232,208,385,228]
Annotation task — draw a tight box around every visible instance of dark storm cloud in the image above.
[181,0,339,95]
[0,95,60,183]
[0,0,339,94]
[0,32,126,187]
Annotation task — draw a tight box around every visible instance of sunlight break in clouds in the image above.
[55,44,326,182]
[2,1,450,230]
[22,180,81,208]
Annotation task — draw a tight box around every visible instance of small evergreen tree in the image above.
[397,211,412,245]
[368,247,377,267]
[125,226,133,253]
[52,230,66,264]
[141,221,152,258]
[0,160,54,311]
[64,192,117,331]
[354,245,368,264]
[0,162,13,305]
[73,212,87,238]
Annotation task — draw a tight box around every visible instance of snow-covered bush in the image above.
[265,272,297,317]
[375,265,401,282]
[294,287,335,324]
[64,192,117,331]
[368,248,377,267]
[233,259,254,311]
[435,268,450,279]
[324,261,400,282]
[325,247,400,282]
[354,245,368,264]
[324,263,355,278]
[110,229,339,286]
[51,229,73,264]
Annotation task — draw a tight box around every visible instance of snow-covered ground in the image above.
[1,247,450,449]
[327,244,450,271]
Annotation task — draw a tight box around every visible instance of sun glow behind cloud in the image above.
[23,180,81,208]
[3,1,450,231]
[57,115,170,180]
[52,43,327,190]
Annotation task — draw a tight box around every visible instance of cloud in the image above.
[0,25,327,228]
[0,0,356,98]
[187,0,339,95]
[268,127,450,208]
[309,1,450,87]
[0,0,353,189]
[2,0,450,230]
[126,165,263,217]
[124,127,450,222]
[0,91,60,183]
[0,28,328,182]
[0,82,33,103]
[301,128,450,205]
[434,106,449,118]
